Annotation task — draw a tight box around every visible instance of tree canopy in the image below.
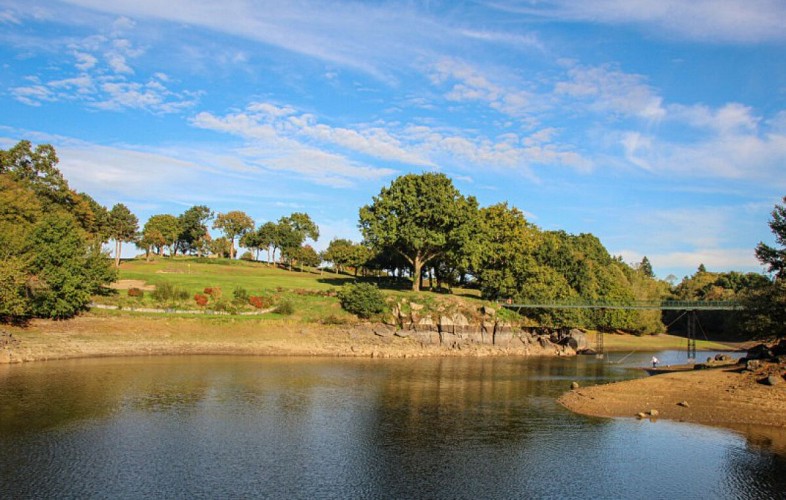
[0,140,116,321]
[359,172,478,291]
[213,211,254,260]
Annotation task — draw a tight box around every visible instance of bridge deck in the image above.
[502,300,741,311]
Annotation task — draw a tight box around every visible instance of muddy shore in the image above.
[559,364,786,451]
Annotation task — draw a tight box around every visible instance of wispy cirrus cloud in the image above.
[487,0,786,44]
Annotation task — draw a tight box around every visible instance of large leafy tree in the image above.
[213,210,254,259]
[0,140,116,320]
[359,173,478,292]
[107,203,138,267]
[471,203,539,299]
[322,238,355,274]
[141,214,181,257]
[177,205,213,255]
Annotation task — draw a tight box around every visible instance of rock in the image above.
[409,302,424,312]
[636,412,648,419]
[438,315,454,334]
[373,325,395,337]
[761,375,780,386]
[714,353,732,362]
[452,313,470,335]
[571,381,580,390]
[677,401,690,408]
[394,330,411,338]
[747,343,774,360]
[481,305,496,316]
[415,316,437,332]
[649,409,659,417]
[746,360,762,372]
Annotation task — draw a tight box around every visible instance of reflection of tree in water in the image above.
[370,357,583,445]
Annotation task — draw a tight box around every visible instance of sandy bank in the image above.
[559,364,786,451]
[0,315,576,363]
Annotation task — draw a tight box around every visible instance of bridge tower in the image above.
[686,310,697,359]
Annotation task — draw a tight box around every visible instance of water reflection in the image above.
[0,354,783,499]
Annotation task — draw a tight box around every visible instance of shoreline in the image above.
[559,366,786,452]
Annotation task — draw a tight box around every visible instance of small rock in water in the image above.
[677,401,690,408]
[570,381,580,390]
[649,409,659,417]
[636,412,647,419]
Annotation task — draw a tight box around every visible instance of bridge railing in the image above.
[500,300,742,311]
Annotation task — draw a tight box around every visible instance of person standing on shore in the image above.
[652,356,659,368]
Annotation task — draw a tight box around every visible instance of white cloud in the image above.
[494,0,786,44]
[555,63,666,120]
[430,58,535,118]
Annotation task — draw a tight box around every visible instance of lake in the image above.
[1,352,785,499]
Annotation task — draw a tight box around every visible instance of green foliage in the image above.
[177,205,213,256]
[359,172,478,291]
[151,282,190,304]
[232,286,249,304]
[739,279,786,339]
[212,211,255,259]
[274,299,295,316]
[756,196,786,279]
[337,282,387,319]
[141,214,181,256]
[239,250,255,261]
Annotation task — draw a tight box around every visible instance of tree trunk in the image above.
[114,239,121,267]
[412,255,422,292]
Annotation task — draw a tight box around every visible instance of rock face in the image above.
[372,301,581,355]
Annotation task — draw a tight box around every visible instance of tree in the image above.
[471,203,538,299]
[177,205,213,255]
[107,203,138,267]
[256,221,279,264]
[323,238,355,273]
[212,211,254,260]
[639,256,654,278]
[359,173,478,292]
[141,214,181,257]
[756,196,786,279]
[280,212,320,244]
[142,214,182,255]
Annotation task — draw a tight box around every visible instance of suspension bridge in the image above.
[501,300,742,359]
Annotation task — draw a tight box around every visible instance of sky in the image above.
[1,0,785,281]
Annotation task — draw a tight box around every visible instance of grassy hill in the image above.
[94,257,491,325]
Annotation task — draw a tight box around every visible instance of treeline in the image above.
[3,141,783,338]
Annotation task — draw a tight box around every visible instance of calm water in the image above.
[1,352,785,499]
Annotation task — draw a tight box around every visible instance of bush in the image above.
[152,282,190,303]
[194,293,209,307]
[337,283,386,319]
[274,299,294,316]
[248,295,272,309]
[233,286,249,304]
[127,288,144,298]
[240,251,255,261]
[204,287,222,299]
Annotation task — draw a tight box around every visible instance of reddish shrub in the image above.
[248,295,271,309]
[194,293,209,307]
[127,288,144,298]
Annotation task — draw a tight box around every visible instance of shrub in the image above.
[248,295,272,309]
[203,286,222,299]
[152,282,190,303]
[194,293,209,307]
[337,283,386,319]
[233,286,249,304]
[127,288,144,298]
[240,251,255,261]
[274,299,294,316]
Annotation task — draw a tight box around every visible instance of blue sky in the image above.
[2,0,785,280]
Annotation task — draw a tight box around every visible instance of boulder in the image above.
[452,313,470,335]
[745,360,762,372]
[409,302,425,312]
[415,316,437,332]
[438,315,454,334]
[481,305,496,316]
[761,375,780,386]
[649,409,659,417]
[570,381,580,390]
[373,325,396,337]
[677,401,690,408]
